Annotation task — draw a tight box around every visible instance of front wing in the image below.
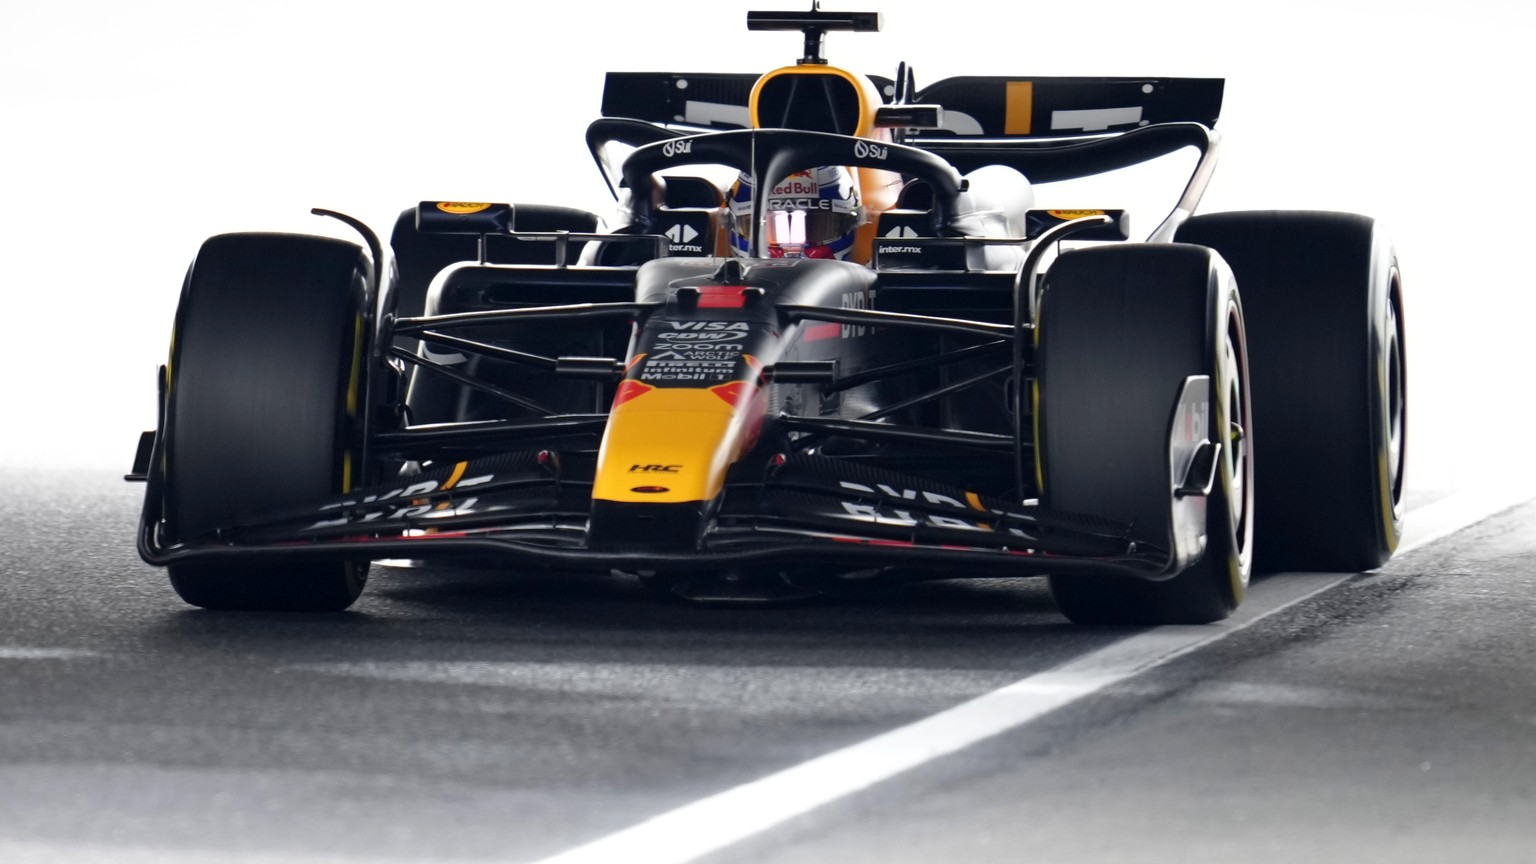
[139,450,1177,582]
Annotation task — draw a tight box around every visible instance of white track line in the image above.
[0,840,405,864]
[0,648,94,660]
[530,479,1536,864]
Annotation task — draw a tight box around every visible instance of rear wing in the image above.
[913,76,1223,137]
[600,72,1223,137]
[601,72,894,131]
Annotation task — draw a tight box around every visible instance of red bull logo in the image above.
[771,179,820,196]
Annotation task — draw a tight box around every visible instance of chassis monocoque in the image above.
[130,6,1407,624]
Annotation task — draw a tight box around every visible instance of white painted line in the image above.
[0,647,94,660]
[0,839,479,864]
[530,481,1536,864]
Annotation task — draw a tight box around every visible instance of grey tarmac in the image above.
[1,469,1531,863]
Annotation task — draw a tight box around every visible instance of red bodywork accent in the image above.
[612,380,655,407]
[709,381,753,407]
[833,536,915,547]
[804,323,842,342]
[698,285,750,309]
[709,380,770,455]
[767,245,837,259]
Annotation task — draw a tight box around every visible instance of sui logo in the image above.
[853,141,888,161]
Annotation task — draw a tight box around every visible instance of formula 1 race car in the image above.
[129,4,1407,624]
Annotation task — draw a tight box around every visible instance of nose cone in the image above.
[587,381,767,550]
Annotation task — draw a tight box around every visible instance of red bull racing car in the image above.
[129,4,1406,624]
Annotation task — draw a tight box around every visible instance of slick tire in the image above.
[1037,244,1254,625]
[163,233,371,612]
[1176,211,1405,572]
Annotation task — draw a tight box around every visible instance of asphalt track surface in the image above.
[2,468,1534,863]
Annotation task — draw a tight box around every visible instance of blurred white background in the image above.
[1,0,1529,492]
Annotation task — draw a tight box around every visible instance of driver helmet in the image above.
[728,165,864,260]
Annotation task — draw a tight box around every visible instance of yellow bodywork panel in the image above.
[592,385,762,504]
[1005,81,1035,135]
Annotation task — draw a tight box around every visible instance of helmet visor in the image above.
[736,207,860,250]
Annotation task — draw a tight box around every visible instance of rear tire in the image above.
[1038,244,1254,625]
[1176,211,1404,572]
[163,233,372,612]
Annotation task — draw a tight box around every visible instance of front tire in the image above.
[163,233,372,611]
[1037,244,1254,625]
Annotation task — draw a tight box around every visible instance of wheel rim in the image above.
[1385,276,1406,515]
[1221,303,1253,567]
